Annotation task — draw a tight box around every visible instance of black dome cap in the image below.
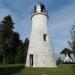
[33,3,47,13]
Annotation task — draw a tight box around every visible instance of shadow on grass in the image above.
[0,65,25,75]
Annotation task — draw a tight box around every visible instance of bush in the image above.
[56,57,62,65]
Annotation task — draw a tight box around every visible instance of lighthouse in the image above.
[26,3,56,67]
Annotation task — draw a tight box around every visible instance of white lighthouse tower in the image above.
[26,3,56,67]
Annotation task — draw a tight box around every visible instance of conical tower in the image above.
[26,3,56,67]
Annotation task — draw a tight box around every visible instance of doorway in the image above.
[30,54,33,67]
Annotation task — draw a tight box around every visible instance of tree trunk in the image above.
[3,52,5,64]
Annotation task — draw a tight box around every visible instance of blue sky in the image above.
[0,0,75,55]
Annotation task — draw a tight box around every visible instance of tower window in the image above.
[41,5,45,12]
[43,34,47,41]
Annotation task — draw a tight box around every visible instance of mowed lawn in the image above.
[0,64,75,75]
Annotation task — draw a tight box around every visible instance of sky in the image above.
[0,0,75,55]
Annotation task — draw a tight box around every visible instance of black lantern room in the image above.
[33,3,47,14]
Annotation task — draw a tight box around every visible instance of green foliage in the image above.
[56,57,62,65]
[0,15,15,64]
[72,41,75,56]
[69,22,75,56]
[0,15,29,64]
[68,39,75,57]
[22,38,29,64]
[68,22,75,56]
[15,38,29,63]
[15,43,23,63]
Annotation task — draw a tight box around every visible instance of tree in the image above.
[0,23,3,63]
[6,32,21,63]
[0,15,14,64]
[0,15,21,64]
[15,38,29,63]
[15,41,23,63]
[69,22,75,56]
[0,15,29,64]
[56,57,62,65]
[22,38,29,64]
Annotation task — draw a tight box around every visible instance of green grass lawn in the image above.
[0,64,75,75]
